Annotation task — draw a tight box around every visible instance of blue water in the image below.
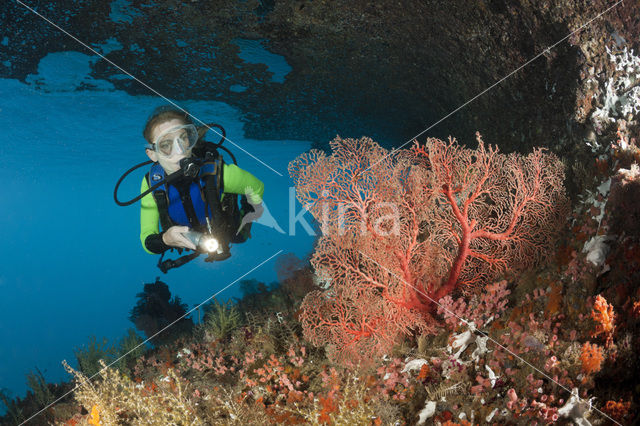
[0,45,315,406]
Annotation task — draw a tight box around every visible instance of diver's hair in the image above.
[143,105,195,144]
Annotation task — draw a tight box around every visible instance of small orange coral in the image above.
[580,342,604,375]
[417,364,430,381]
[317,394,338,424]
[591,295,615,346]
[545,282,563,315]
[88,405,100,426]
[442,420,472,426]
[604,398,631,420]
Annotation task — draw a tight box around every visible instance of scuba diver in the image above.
[114,105,264,272]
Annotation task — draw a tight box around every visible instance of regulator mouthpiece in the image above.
[179,157,201,178]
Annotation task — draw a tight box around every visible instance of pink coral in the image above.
[506,388,518,410]
[376,358,411,400]
[438,280,511,329]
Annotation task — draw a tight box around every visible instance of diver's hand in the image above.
[162,226,197,250]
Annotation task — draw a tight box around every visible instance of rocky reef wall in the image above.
[1,0,637,157]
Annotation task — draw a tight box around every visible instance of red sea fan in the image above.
[289,135,568,363]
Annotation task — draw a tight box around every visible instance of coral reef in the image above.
[4,247,639,425]
[2,1,640,425]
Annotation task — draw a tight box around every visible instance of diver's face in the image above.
[146,118,191,174]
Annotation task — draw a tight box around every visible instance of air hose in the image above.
[113,160,185,206]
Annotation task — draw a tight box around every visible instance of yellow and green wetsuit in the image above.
[140,163,264,254]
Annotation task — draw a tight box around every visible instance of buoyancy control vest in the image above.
[146,144,246,249]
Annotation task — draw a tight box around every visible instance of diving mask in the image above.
[147,124,198,157]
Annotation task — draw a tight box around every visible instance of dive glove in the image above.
[162,226,197,250]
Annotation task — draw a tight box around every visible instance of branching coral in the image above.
[285,372,380,425]
[74,336,118,378]
[590,294,616,347]
[24,368,55,408]
[114,329,147,374]
[0,388,25,425]
[200,298,241,342]
[580,342,604,376]
[437,280,511,329]
[63,359,202,425]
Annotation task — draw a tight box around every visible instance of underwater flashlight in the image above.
[200,236,219,253]
[185,230,220,253]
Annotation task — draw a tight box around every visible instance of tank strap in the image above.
[148,163,174,232]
